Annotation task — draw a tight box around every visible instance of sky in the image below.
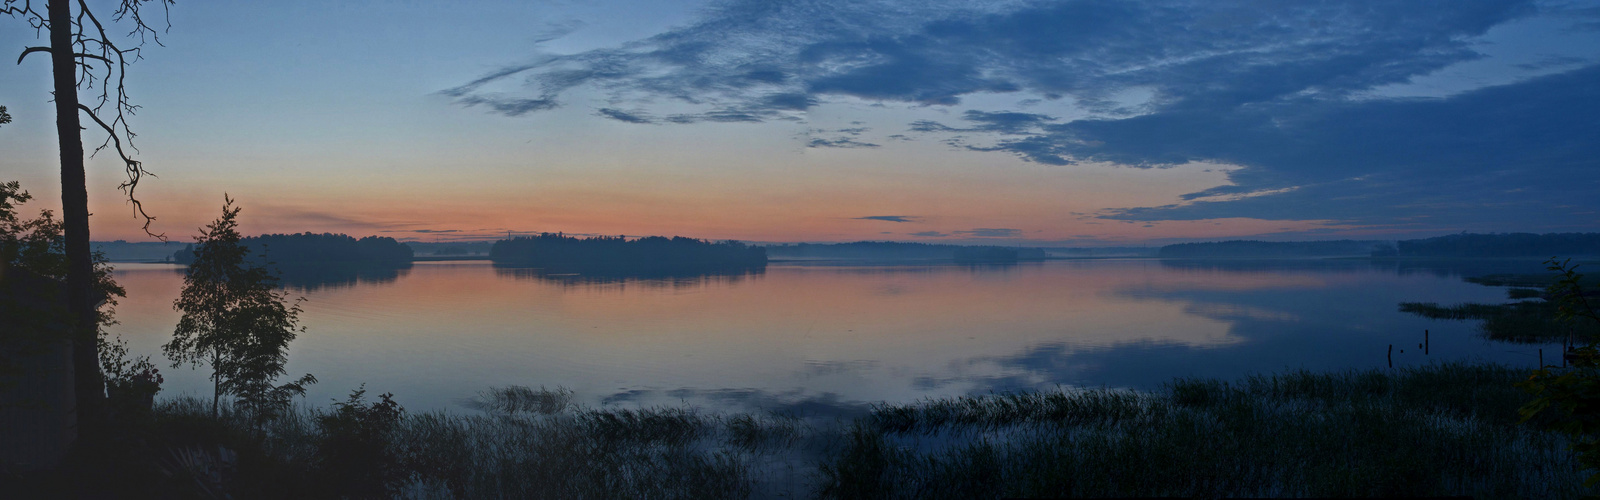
[2,0,1598,246]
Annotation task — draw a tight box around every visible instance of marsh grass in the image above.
[26,365,1587,498]
[461,385,573,416]
[129,387,805,499]
[1400,289,1600,342]
[819,362,1591,499]
[1466,272,1600,288]
[389,407,753,498]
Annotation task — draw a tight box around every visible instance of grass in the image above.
[1399,287,1600,343]
[1466,272,1600,288]
[7,363,1592,499]
[821,362,1589,499]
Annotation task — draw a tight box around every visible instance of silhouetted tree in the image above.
[1519,258,1600,488]
[1395,233,1600,258]
[166,197,315,421]
[1,180,129,396]
[173,232,413,265]
[5,0,172,428]
[1157,240,1390,258]
[953,246,1019,263]
[0,104,10,127]
[491,233,767,271]
[765,241,1047,261]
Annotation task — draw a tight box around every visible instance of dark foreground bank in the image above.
[6,362,1591,499]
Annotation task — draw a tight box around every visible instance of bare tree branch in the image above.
[78,103,160,239]
[8,0,172,240]
[16,45,49,63]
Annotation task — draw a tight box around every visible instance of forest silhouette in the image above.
[490,233,766,273]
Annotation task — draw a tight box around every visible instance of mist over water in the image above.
[107,259,1550,416]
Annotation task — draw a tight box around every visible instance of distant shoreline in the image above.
[110,254,1585,265]
[412,255,492,262]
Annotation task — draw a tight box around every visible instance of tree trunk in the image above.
[49,0,104,433]
[212,351,220,418]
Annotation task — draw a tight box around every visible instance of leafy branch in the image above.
[1518,257,1600,490]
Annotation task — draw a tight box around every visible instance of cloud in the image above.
[661,109,779,124]
[955,228,1021,238]
[446,0,1600,231]
[1079,64,1600,228]
[596,108,655,124]
[911,110,1057,134]
[252,207,418,232]
[1514,55,1589,71]
[910,231,948,237]
[453,95,559,116]
[452,0,1532,121]
[854,215,919,222]
[807,126,881,148]
[809,137,880,148]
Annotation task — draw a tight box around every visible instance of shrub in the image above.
[312,386,406,497]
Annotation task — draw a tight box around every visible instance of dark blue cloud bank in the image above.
[451,0,1600,232]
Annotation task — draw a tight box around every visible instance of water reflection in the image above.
[491,264,766,288]
[1159,257,1552,279]
[598,387,871,419]
[147,261,413,291]
[275,262,413,291]
[106,258,1550,413]
[944,259,1560,394]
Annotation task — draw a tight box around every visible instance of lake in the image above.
[107,258,1557,416]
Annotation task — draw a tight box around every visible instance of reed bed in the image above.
[820,362,1588,499]
[19,362,1589,499]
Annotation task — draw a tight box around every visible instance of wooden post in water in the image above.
[1388,344,1393,368]
[1566,328,1572,368]
[1424,330,1429,355]
[1539,348,1544,368]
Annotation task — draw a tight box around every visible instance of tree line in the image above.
[173,232,413,265]
[490,233,767,271]
[766,241,1048,261]
[1158,240,1389,258]
[1376,233,1600,258]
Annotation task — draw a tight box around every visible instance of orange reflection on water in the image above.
[107,259,1343,410]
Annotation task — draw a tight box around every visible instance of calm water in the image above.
[108,258,1555,415]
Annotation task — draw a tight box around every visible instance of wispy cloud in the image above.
[956,228,1022,238]
[809,137,880,148]
[453,95,559,116]
[807,126,881,148]
[446,0,1600,230]
[251,206,418,233]
[596,108,655,124]
[911,110,1057,135]
[854,215,919,223]
[452,0,1532,121]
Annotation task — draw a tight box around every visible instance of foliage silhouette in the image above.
[0,181,133,393]
[1391,233,1600,258]
[766,241,1047,261]
[172,232,414,290]
[165,197,315,422]
[953,246,1021,263]
[1399,299,1600,343]
[491,233,766,273]
[311,386,407,498]
[493,265,764,288]
[1518,258,1600,489]
[1159,239,1388,258]
[172,232,413,265]
[5,0,175,426]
